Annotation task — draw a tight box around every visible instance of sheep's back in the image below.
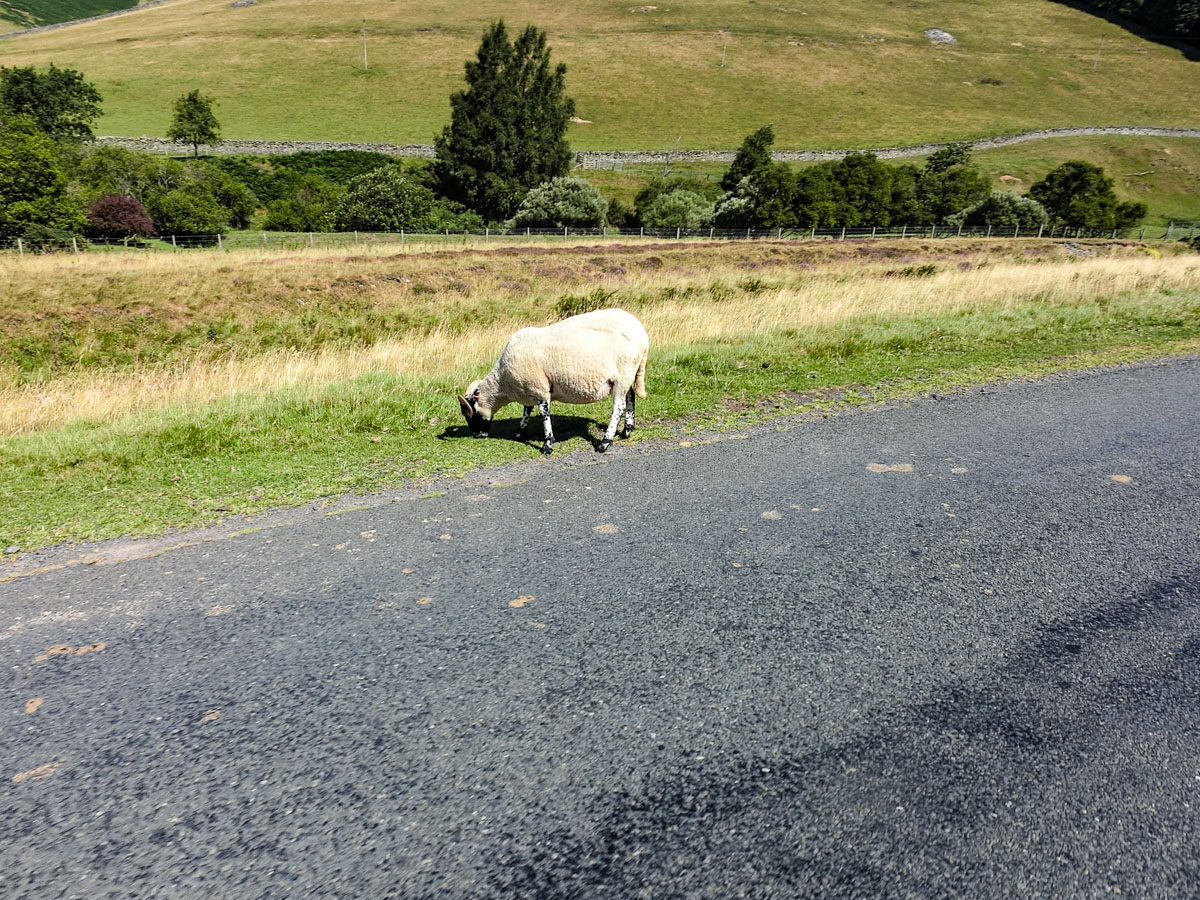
[497,316,646,405]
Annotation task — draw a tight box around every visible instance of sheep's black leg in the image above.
[620,388,636,438]
[518,406,533,435]
[539,400,555,456]
[599,394,627,453]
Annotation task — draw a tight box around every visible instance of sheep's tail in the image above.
[633,357,648,399]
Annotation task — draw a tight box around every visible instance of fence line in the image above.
[2,222,1197,254]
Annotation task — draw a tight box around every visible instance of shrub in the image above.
[0,115,85,237]
[605,196,634,228]
[510,177,607,229]
[332,164,447,232]
[148,187,229,236]
[1029,160,1146,231]
[633,176,723,223]
[262,174,343,232]
[641,189,713,230]
[85,194,155,239]
[19,223,80,252]
[946,191,1050,232]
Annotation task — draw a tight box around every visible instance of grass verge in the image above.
[2,240,1198,550]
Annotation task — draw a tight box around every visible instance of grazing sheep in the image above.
[458,308,649,456]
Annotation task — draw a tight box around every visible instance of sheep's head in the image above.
[458,382,492,437]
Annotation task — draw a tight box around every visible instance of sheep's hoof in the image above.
[541,443,553,457]
[597,440,612,453]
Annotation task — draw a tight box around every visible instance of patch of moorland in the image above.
[1,237,1198,550]
[2,0,1197,149]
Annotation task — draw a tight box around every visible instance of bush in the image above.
[262,174,343,232]
[605,196,634,228]
[85,194,155,239]
[641,189,713,230]
[946,191,1050,232]
[0,114,85,237]
[332,164,451,232]
[510,177,608,229]
[633,177,723,223]
[148,187,229,236]
[1029,160,1145,231]
[19,223,80,252]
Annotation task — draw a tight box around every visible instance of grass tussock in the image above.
[2,238,1198,549]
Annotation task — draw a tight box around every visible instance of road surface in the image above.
[3,359,1199,898]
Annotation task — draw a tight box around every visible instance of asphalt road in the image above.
[3,359,1199,899]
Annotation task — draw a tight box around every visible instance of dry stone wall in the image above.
[97,127,1200,164]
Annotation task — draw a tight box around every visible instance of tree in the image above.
[641,190,714,230]
[333,164,462,232]
[945,191,1050,232]
[167,90,220,157]
[916,144,990,223]
[433,21,575,222]
[510,177,607,228]
[1029,160,1145,231]
[721,124,775,193]
[263,175,344,232]
[0,115,85,237]
[830,153,895,227]
[84,194,156,240]
[0,64,102,141]
[634,176,723,224]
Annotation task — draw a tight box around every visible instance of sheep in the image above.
[458,308,649,456]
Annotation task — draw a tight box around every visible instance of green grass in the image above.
[2,0,1197,149]
[3,288,1198,551]
[0,0,136,28]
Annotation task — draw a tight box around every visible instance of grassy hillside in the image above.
[0,0,1196,149]
[0,0,137,28]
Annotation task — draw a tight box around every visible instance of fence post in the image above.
[1139,227,1146,240]
[564,226,568,242]
[931,225,936,238]
[840,227,846,240]
[777,228,782,239]
[1037,224,1043,239]
[676,227,681,240]
[811,227,815,240]
[217,234,223,251]
[485,227,489,242]
[746,227,751,239]
[1165,222,1173,239]
[17,237,23,255]
[171,234,177,249]
[72,237,79,253]
[710,227,714,239]
[901,225,906,239]
[871,227,876,239]
[1014,224,1019,239]
[986,224,992,238]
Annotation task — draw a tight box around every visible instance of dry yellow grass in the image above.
[3,243,1195,435]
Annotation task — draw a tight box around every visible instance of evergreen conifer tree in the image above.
[433,22,575,223]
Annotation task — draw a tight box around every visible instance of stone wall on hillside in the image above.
[0,0,179,39]
[95,126,1200,164]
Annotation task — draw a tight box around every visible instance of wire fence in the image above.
[2,221,1198,255]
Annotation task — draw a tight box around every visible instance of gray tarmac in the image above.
[2,358,1198,899]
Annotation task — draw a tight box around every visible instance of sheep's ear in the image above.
[458,395,474,420]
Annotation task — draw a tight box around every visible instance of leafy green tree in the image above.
[721,124,774,192]
[792,163,838,228]
[0,64,102,141]
[923,142,974,175]
[0,115,85,237]
[714,162,795,229]
[641,190,713,230]
[1029,160,1146,230]
[263,175,344,232]
[433,21,575,222]
[830,153,895,227]
[334,164,454,231]
[633,176,723,223]
[946,191,1050,231]
[147,187,229,236]
[887,164,924,225]
[510,177,607,228]
[167,89,220,157]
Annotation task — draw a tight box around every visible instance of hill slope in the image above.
[0,0,137,29]
[1,0,1197,150]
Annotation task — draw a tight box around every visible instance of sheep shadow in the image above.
[437,413,613,453]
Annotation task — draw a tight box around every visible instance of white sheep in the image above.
[458,308,649,456]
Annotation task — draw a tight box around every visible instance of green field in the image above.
[1,0,1197,149]
[0,0,136,28]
